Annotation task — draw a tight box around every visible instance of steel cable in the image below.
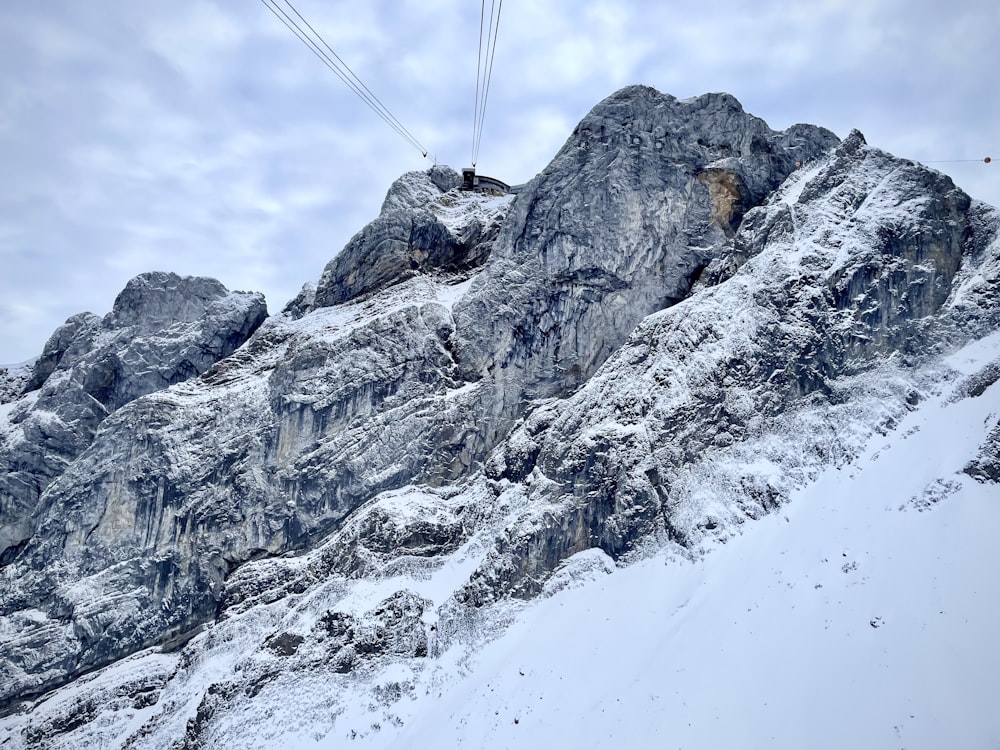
[474,0,502,166]
[471,0,503,167]
[472,0,486,166]
[261,0,427,156]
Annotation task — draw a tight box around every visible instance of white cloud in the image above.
[143,1,246,89]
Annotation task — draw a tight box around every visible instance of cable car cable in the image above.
[474,0,502,166]
[472,0,486,166]
[922,157,992,164]
[471,0,503,167]
[473,0,494,165]
[472,0,495,166]
[261,0,416,150]
[280,0,427,156]
[263,0,426,155]
[261,0,427,156]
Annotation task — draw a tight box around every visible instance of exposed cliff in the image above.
[1,85,999,747]
[451,87,839,449]
[0,272,266,565]
[460,128,995,603]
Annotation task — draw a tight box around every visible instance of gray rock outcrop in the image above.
[0,194,509,705]
[0,361,34,406]
[451,87,839,450]
[0,272,266,563]
[312,166,497,307]
[458,129,992,602]
[965,423,1000,483]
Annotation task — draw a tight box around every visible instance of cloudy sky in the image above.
[1,0,996,363]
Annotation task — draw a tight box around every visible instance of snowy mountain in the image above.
[1,85,999,748]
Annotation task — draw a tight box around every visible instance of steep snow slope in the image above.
[389,332,1000,750]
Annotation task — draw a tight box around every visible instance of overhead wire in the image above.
[471,0,492,166]
[472,0,485,167]
[280,0,427,156]
[262,0,426,155]
[471,0,503,167]
[261,0,417,151]
[475,0,503,166]
[260,0,427,157]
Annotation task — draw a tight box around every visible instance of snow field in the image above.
[370,333,1000,750]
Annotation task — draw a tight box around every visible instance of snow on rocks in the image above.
[3,85,1000,748]
[312,167,513,309]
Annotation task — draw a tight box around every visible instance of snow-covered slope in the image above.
[391,332,1000,750]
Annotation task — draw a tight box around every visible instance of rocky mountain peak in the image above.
[0,274,265,568]
[450,87,840,443]
[837,127,868,155]
[105,271,233,332]
[312,166,512,308]
[1,85,999,746]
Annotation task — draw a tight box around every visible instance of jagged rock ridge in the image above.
[1,85,999,747]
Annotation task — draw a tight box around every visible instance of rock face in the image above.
[452,87,839,450]
[0,195,513,707]
[458,127,991,602]
[0,361,34,406]
[965,423,1000,483]
[961,359,1000,482]
[0,272,266,566]
[312,165,496,307]
[2,85,1000,746]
